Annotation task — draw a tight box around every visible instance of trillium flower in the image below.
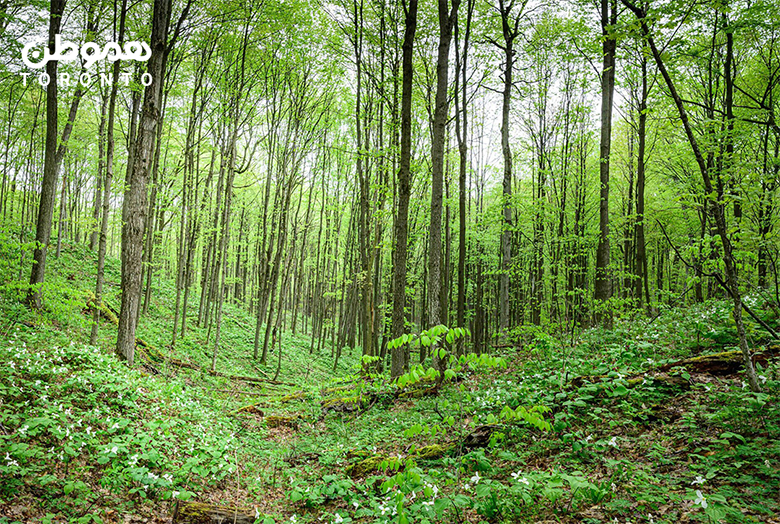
[608,436,618,448]
[333,514,343,524]
[470,472,480,484]
[693,490,708,509]
[691,475,705,485]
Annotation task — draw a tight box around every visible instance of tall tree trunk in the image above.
[391,0,418,378]
[428,0,459,376]
[91,6,127,344]
[634,50,650,309]
[90,93,108,251]
[26,0,66,309]
[116,0,173,366]
[496,0,521,333]
[594,0,617,326]
[454,0,474,353]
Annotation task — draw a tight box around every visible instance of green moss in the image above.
[398,386,437,399]
[321,396,359,409]
[84,293,118,326]
[346,455,391,477]
[413,444,452,460]
[266,414,300,429]
[275,391,306,403]
[321,384,356,395]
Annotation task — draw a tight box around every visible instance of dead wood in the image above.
[172,501,259,524]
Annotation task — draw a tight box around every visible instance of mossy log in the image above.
[234,402,265,415]
[658,348,776,375]
[345,455,402,478]
[84,295,118,325]
[265,414,300,429]
[320,396,361,417]
[462,425,497,449]
[172,501,259,524]
[274,391,307,403]
[210,371,297,386]
[570,373,689,391]
[413,444,453,459]
[397,385,439,399]
[84,294,157,357]
[321,384,356,396]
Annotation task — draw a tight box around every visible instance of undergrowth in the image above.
[1,229,779,524]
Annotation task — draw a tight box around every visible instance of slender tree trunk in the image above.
[454,0,474,354]
[497,0,520,334]
[26,0,66,309]
[634,51,650,309]
[622,0,761,392]
[594,0,617,326]
[391,0,418,378]
[90,94,108,251]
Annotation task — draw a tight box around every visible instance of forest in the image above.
[1,0,779,522]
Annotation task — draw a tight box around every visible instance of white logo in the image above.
[22,34,151,70]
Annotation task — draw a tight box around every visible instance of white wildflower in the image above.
[693,490,707,509]
[691,475,705,485]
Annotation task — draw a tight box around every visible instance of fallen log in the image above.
[210,370,298,387]
[569,372,689,391]
[462,424,497,449]
[658,347,778,375]
[172,501,259,524]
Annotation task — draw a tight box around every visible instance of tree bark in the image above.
[26,0,66,309]
[391,0,418,379]
[428,0,459,376]
[116,0,173,366]
[594,0,617,327]
[497,0,521,333]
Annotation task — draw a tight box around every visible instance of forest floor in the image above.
[1,236,779,524]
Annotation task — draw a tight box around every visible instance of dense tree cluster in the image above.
[2,0,777,388]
